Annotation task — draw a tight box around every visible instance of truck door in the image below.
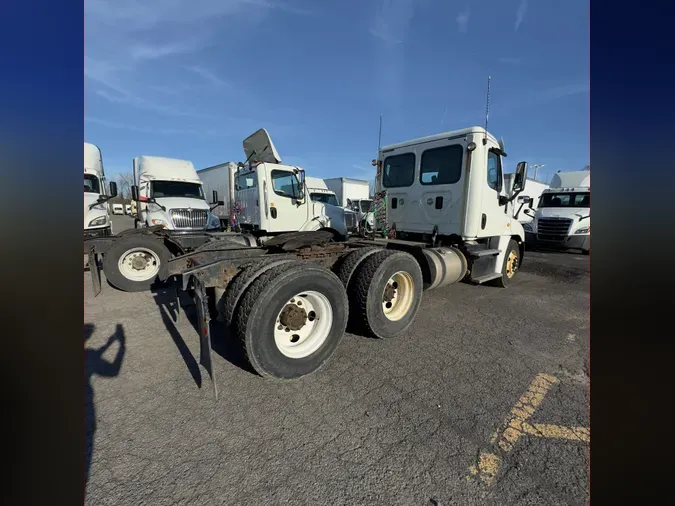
[265,167,307,233]
[476,146,510,238]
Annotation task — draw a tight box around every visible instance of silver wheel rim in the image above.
[382,271,414,321]
[117,247,161,281]
[274,291,333,359]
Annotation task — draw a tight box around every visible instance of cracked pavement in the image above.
[85,216,589,505]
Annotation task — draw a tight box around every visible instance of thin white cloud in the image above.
[457,7,470,34]
[515,0,528,31]
[85,116,218,136]
[131,41,202,61]
[498,57,521,65]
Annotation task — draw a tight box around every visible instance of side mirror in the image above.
[512,161,528,193]
[131,185,139,201]
[523,208,534,216]
[212,190,219,205]
[109,181,118,197]
[347,198,352,207]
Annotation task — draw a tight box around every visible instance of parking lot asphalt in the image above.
[85,215,589,505]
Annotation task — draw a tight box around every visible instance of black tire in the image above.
[333,247,382,288]
[490,239,520,288]
[234,263,348,380]
[348,250,423,339]
[582,248,590,256]
[102,235,171,292]
[220,258,296,329]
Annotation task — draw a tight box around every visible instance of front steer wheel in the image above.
[102,236,171,292]
[233,263,349,380]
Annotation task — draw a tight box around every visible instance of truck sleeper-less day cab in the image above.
[84,142,117,240]
[86,126,529,394]
[522,169,590,255]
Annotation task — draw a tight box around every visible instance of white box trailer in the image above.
[324,177,370,208]
[197,161,238,224]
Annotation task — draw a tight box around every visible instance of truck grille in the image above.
[170,208,208,229]
[537,217,572,241]
[345,212,357,230]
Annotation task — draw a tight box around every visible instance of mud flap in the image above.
[88,245,102,297]
[193,275,218,399]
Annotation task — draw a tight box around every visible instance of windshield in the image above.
[310,192,339,206]
[359,200,373,213]
[84,174,100,194]
[151,181,204,200]
[539,192,589,208]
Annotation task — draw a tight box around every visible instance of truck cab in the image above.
[373,126,529,284]
[522,170,590,254]
[84,142,117,239]
[234,129,348,240]
[132,155,221,232]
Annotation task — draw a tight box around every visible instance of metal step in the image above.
[469,248,501,258]
[471,272,503,284]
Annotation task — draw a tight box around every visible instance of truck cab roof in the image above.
[84,142,103,174]
[380,126,498,152]
[134,155,201,183]
[243,128,282,165]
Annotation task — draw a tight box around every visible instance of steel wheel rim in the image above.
[382,271,414,321]
[274,291,333,359]
[117,247,161,281]
[506,250,518,278]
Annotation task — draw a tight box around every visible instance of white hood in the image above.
[243,128,281,164]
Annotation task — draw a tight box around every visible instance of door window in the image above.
[487,150,503,192]
[271,170,300,199]
[382,153,415,188]
[420,144,463,185]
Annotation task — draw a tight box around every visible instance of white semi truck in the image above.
[84,142,117,240]
[86,125,530,391]
[522,169,590,254]
[132,155,222,232]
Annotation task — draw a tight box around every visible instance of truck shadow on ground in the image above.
[85,323,126,485]
[152,283,255,387]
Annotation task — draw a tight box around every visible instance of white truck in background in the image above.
[84,142,117,240]
[522,169,590,254]
[132,155,222,232]
[198,161,238,230]
[504,175,549,224]
[324,177,373,233]
[111,203,124,215]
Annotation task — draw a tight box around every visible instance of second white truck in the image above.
[522,169,590,254]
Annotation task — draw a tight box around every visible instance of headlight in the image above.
[89,216,107,226]
[523,223,533,231]
[575,226,590,234]
[151,219,167,228]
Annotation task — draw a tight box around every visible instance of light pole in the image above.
[531,164,546,182]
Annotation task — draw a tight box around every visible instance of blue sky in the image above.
[85,0,588,186]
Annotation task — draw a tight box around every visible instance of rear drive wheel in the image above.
[234,264,348,380]
[333,247,382,288]
[220,258,296,328]
[348,250,423,339]
[102,236,171,292]
[491,239,520,288]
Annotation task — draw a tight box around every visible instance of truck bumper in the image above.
[84,226,112,241]
[525,232,590,252]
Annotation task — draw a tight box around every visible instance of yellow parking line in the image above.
[467,373,589,486]
[494,373,558,451]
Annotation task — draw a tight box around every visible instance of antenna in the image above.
[377,114,383,153]
[483,76,491,145]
